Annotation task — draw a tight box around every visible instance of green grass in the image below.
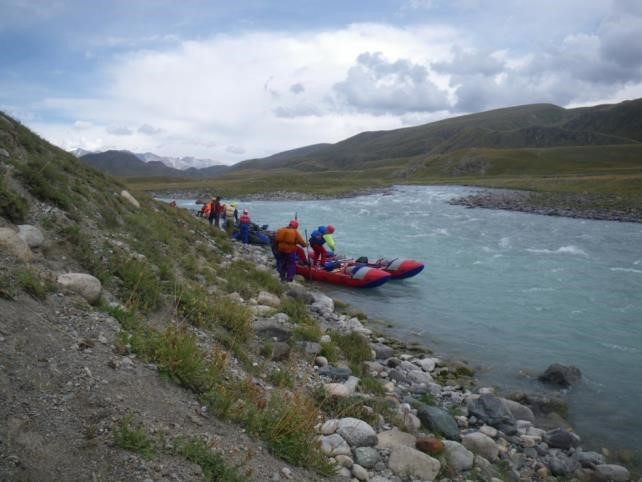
[16,267,54,300]
[176,438,246,482]
[222,259,283,298]
[0,174,29,223]
[268,368,295,388]
[359,376,386,396]
[280,298,313,324]
[113,415,156,458]
[113,256,162,313]
[333,332,372,375]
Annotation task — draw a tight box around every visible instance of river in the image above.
[172,185,642,454]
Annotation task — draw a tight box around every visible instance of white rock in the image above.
[352,464,369,480]
[324,383,353,398]
[320,334,332,344]
[57,273,102,303]
[315,356,329,367]
[0,227,32,261]
[383,382,396,393]
[251,305,273,316]
[17,225,44,248]
[310,291,334,313]
[479,425,498,438]
[320,434,351,456]
[388,445,440,481]
[401,412,421,432]
[516,419,532,434]
[462,432,499,462]
[417,357,437,372]
[120,190,140,208]
[320,419,339,435]
[443,440,474,472]
[335,454,353,468]
[376,428,416,449]
[257,290,281,307]
[478,387,495,395]
[502,398,534,422]
[407,369,433,385]
[369,477,391,482]
[337,418,377,447]
[337,467,352,478]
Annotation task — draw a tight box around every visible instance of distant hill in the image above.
[231,99,642,172]
[79,150,229,178]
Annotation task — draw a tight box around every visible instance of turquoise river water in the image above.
[174,185,642,454]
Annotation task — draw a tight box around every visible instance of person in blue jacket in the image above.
[309,225,328,267]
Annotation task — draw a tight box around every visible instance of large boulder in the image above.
[310,291,334,313]
[388,445,441,481]
[0,227,32,261]
[56,273,102,303]
[539,363,582,387]
[376,428,416,449]
[337,418,377,447]
[285,283,314,304]
[462,432,499,461]
[371,343,394,360]
[502,398,534,422]
[319,434,351,456]
[443,440,474,472]
[17,225,44,249]
[120,190,140,208]
[543,428,580,450]
[467,394,517,434]
[354,447,379,468]
[415,403,461,441]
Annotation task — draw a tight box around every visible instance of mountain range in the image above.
[77,98,642,178]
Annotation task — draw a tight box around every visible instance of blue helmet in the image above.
[318,225,327,234]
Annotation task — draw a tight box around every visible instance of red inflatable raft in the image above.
[295,263,391,288]
[369,258,424,279]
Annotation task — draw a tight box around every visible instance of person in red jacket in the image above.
[274,219,306,281]
[239,209,251,244]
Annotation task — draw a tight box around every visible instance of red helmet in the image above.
[326,224,335,233]
[289,219,299,228]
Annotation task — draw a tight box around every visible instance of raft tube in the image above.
[373,258,424,279]
[295,263,390,288]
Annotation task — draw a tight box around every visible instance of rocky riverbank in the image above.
[450,189,642,224]
[232,242,635,481]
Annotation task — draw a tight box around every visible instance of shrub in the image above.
[319,341,340,364]
[15,157,72,209]
[294,323,322,342]
[113,415,155,458]
[213,297,253,341]
[268,368,294,388]
[0,177,28,223]
[359,376,386,396]
[151,325,223,393]
[223,259,283,298]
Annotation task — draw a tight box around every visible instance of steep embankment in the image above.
[1,114,635,482]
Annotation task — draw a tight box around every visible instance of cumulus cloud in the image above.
[106,126,132,136]
[333,52,450,114]
[73,120,93,129]
[226,145,245,155]
[138,124,164,135]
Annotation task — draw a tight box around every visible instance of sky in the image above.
[1,0,641,166]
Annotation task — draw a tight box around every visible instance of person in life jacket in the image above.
[274,219,306,282]
[212,197,221,228]
[225,202,237,233]
[309,225,328,267]
[323,224,336,254]
[206,198,217,225]
[239,209,251,244]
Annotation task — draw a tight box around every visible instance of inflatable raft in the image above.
[295,263,390,288]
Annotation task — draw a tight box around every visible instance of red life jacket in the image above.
[240,213,250,224]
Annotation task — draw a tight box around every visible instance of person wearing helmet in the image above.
[323,224,336,254]
[274,219,307,281]
[239,208,251,244]
[309,225,328,267]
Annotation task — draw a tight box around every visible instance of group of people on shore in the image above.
[198,197,252,244]
[272,220,337,282]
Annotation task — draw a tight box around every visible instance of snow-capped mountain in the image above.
[135,152,216,170]
[70,148,94,157]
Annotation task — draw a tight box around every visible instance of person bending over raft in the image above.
[309,225,329,267]
[239,209,251,244]
[323,225,336,254]
[274,220,307,282]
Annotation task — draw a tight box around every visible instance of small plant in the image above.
[319,340,340,364]
[213,297,253,341]
[418,393,436,406]
[113,415,155,458]
[176,438,246,482]
[268,368,294,388]
[223,260,283,298]
[16,267,53,300]
[113,257,161,313]
[280,298,312,324]
[294,323,321,342]
[0,270,16,299]
[333,331,372,375]
[360,376,386,396]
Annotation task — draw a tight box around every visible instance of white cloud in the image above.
[106,125,133,136]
